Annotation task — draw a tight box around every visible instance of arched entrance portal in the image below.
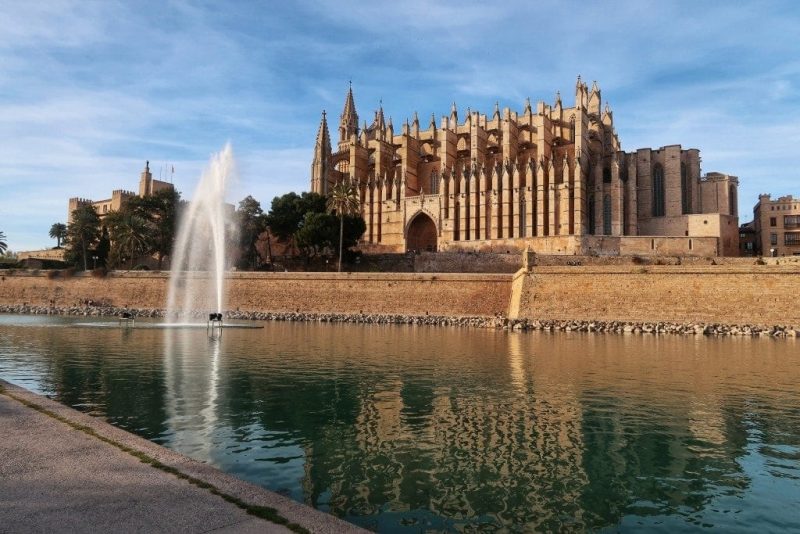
[406,212,437,252]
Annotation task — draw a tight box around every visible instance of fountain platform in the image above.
[71,322,264,329]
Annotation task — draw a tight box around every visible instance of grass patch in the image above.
[0,389,310,534]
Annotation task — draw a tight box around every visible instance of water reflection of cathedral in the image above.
[293,332,758,530]
[21,322,797,531]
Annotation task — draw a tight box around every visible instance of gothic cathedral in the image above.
[311,78,739,256]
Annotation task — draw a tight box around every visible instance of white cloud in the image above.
[1,0,799,249]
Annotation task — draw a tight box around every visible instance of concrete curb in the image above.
[0,379,368,534]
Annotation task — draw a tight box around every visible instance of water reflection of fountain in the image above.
[166,143,236,321]
[162,328,222,463]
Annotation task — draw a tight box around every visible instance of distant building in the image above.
[753,194,800,257]
[67,161,173,223]
[311,79,740,256]
[738,221,756,256]
[16,248,66,263]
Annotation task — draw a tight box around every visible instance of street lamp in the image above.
[92,255,98,269]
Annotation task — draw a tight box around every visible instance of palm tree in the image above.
[49,223,67,248]
[113,213,151,269]
[0,231,7,255]
[326,181,360,272]
[66,205,101,270]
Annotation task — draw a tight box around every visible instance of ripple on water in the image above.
[1,316,800,532]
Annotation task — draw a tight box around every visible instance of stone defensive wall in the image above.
[0,271,511,317]
[509,264,800,326]
[1,263,799,327]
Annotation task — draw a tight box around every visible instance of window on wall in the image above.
[771,233,778,245]
[729,184,737,216]
[430,172,439,194]
[652,164,665,217]
[603,167,611,184]
[770,217,777,227]
[603,194,612,235]
[588,194,596,234]
[681,162,690,214]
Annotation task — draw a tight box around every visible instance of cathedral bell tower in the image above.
[338,83,359,148]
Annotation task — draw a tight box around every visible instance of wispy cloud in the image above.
[0,0,799,250]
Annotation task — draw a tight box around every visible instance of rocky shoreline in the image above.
[1,304,797,338]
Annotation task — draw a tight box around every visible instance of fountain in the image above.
[166,143,236,321]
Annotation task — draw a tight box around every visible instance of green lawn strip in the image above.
[0,389,310,534]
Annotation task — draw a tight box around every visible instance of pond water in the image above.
[1,314,799,532]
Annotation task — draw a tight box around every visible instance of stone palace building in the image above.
[310,79,740,256]
[67,161,173,223]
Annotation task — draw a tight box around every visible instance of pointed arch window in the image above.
[681,162,690,214]
[588,194,596,234]
[652,164,665,217]
[603,194,612,235]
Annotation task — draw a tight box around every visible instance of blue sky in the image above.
[1,0,799,251]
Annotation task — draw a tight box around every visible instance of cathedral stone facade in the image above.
[311,79,739,256]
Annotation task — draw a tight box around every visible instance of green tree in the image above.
[294,211,365,262]
[236,195,269,270]
[0,231,7,255]
[49,223,67,248]
[95,226,110,268]
[105,210,151,269]
[294,212,338,257]
[66,205,101,270]
[266,191,326,241]
[326,182,361,272]
[125,188,180,269]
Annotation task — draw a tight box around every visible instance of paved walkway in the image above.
[0,381,363,534]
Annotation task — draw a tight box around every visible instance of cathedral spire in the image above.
[493,101,500,120]
[524,97,532,115]
[339,84,359,144]
[373,99,386,131]
[311,110,332,195]
[313,111,331,157]
[588,80,601,114]
[450,101,458,125]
